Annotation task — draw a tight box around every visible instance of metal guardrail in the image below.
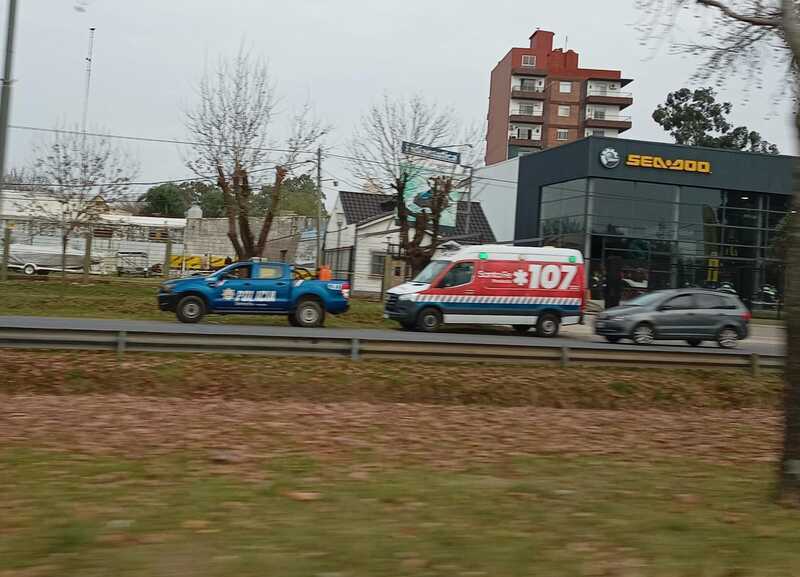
[0,324,782,374]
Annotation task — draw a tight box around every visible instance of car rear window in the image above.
[696,293,738,309]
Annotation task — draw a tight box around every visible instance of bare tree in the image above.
[638,0,800,505]
[348,94,479,274]
[20,128,136,279]
[185,49,328,260]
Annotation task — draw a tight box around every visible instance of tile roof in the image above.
[338,190,495,244]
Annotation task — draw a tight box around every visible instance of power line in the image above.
[10,123,522,186]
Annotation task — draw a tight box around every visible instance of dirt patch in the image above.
[0,394,781,468]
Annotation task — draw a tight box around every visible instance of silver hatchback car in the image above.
[594,289,751,348]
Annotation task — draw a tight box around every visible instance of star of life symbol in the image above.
[512,269,529,287]
[222,288,236,301]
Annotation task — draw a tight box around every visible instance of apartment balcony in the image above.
[511,87,546,100]
[511,66,547,77]
[508,137,543,148]
[585,89,633,109]
[509,113,544,124]
[584,113,632,132]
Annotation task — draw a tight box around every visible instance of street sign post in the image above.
[401,141,461,165]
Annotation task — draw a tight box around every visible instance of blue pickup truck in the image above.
[158,259,350,327]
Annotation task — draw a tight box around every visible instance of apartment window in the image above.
[519,78,541,92]
[556,129,569,141]
[558,105,571,117]
[591,129,605,136]
[370,252,386,276]
[518,103,536,116]
[559,81,572,93]
[521,54,537,67]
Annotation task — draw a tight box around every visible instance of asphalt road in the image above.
[0,315,784,357]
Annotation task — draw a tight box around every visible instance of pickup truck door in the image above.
[209,263,256,311]
[250,263,291,311]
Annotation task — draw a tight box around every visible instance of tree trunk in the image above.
[778,113,800,505]
[217,167,245,261]
[255,167,287,257]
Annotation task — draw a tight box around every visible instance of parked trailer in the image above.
[8,244,100,276]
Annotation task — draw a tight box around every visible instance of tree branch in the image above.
[697,0,781,26]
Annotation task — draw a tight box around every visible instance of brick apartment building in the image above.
[485,29,633,165]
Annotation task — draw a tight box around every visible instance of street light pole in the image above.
[316,146,322,270]
[0,0,18,219]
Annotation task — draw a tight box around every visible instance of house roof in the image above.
[339,191,392,225]
[339,190,495,244]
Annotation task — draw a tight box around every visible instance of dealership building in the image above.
[475,136,793,305]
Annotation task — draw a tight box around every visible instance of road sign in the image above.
[401,141,461,165]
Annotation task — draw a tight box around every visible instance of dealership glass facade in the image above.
[539,177,791,306]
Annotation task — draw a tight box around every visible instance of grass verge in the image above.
[2,448,799,577]
[0,277,391,328]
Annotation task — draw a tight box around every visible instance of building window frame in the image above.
[557,105,571,117]
[559,81,572,93]
[521,54,537,68]
[369,252,386,277]
[556,129,569,141]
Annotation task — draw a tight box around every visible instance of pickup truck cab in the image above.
[158,259,350,327]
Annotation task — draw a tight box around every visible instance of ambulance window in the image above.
[439,262,474,288]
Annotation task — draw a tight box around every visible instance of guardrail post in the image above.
[351,337,360,361]
[750,353,760,377]
[116,331,126,359]
[560,346,570,368]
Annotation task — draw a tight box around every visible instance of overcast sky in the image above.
[3,0,794,204]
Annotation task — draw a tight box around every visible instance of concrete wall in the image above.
[183,215,315,261]
[472,158,520,244]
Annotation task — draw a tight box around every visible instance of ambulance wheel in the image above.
[536,313,560,338]
[176,295,206,324]
[512,324,532,335]
[417,307,442,332]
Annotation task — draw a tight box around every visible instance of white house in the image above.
[324,191,495,295]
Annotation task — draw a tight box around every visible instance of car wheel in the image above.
[294,299,324,328]
[22,264,36,276]
[176,295,206,324]
[632,323,655,346]
[686,338,703,347]
[417,307,442,332]
[512,324,532,335]
[605,336,622,344]
[536,313,560,338]
[717,327,739,349]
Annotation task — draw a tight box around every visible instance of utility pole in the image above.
[464,165,473,236]
[315,146,322,269]
[0,0,18,221]
[81,27,96,139]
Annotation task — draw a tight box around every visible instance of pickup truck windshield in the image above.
[413,260,449,284]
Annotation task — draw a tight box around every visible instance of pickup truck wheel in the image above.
[176,295,206,324]
[294,299,324,328]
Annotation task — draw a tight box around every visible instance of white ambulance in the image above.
[384,244,585,335]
